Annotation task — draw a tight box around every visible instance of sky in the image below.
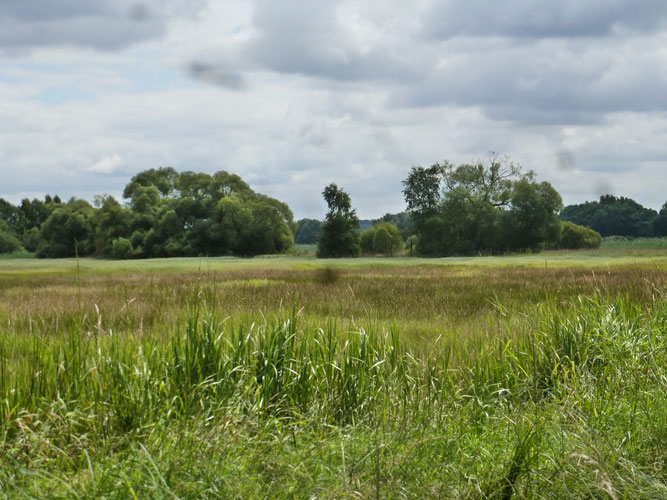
[1,0,666,219]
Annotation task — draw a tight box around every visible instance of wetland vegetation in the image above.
[0,253,665,498]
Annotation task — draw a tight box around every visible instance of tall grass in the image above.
[0,284,665,497]
[602,236,667,249]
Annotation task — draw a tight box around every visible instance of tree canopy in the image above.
[403,156,563,256]
[0,169,295,258]
[560,195,661,237]
[317,184,360,258]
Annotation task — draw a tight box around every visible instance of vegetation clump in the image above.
[360,222,403,256]
[560,195,665,237]
[403,155,563,256]
[316,183,360,258]
[553,221,602,249]
[0,258,664,497]
[0,169,296,259]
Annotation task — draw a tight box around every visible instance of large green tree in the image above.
[403,156,563,256]
[317,184,360,258]
[36,200,95,257]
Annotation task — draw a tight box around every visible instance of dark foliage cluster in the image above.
[402,156,564,256]
[0,168,295,258]
[316,183,360,258]
[293,218,323,244]
[560,195,667,238]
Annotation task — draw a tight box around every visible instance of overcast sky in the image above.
[1,0,666,219]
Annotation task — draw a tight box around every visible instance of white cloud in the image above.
[87,154,124,174]
[0,0,665,216]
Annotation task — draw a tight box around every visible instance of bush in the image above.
[556,221,602,249]
[359,223,403,256]
[22,227,41,252]
[111,237,134,259]
[0,232,23,253]
[373,223,402,256]
[404,234,418,255]
[359,227,375,254]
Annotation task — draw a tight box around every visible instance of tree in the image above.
[294,219,323,244]
[504,180,563,252]
[372,223,403,256]
[360,222,404,256]
[560,195,658,237]
[92,195,133,256]
[377,212,415,240]
[0,220,23,253]
[654,202,667,237]
[37,204,94,258]
[402,155,562,256]
[317,184,360,258]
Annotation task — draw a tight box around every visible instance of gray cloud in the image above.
[187,62,248,90]
[1,0,666,218]
[393,38,667,123]
[0,0,204,52]
[244,0,420,82]
[422,0,667,39]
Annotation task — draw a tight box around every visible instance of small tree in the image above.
[373,223,403,256]
[0,231,22,254]
[359,226,376,254]
[317,184,360,258]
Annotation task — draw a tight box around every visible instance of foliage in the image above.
[317,183,360,258]
[0,230,23,253]
[121,169,294,258]
[555,221,602,249]
[111,237,134,259]
[601,236,667,250]
[360,222,403,255]
[375,211,415,239]
[294,218,323,244]
[36,202,95,257]
[654,202,667,237]
[22,227,41,252]
[560,194,661,237]
[403,155,563,255]
[404,234,418,255]
[0,169,296,259]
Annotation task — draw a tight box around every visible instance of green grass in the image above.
[602,236,667,250]
[0,255,665,498]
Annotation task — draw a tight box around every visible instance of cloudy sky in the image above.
[1,0,666,219]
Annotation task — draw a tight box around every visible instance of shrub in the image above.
[0,231,23,253]
[404,234,418,255]
[360,227,375,254]
[373,223,403,256]
[111,237,134,259]
[22,227,41,252]
[557,221,602,249]
[360,223,403,256]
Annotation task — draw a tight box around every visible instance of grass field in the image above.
[0,251,665,498]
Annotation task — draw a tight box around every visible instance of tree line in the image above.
[0,168,295,258]
[1,158,665,259]
[559,194,667,238]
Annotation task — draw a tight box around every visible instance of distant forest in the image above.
[1,161,666,259]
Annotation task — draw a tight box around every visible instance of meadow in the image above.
[0,252,665,498]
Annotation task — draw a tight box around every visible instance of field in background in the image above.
[601,236,667,250]
[0,251,665,498]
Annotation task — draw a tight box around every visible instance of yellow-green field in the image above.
[0,252,665,498]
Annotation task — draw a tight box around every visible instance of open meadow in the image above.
[0,251,666,498]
